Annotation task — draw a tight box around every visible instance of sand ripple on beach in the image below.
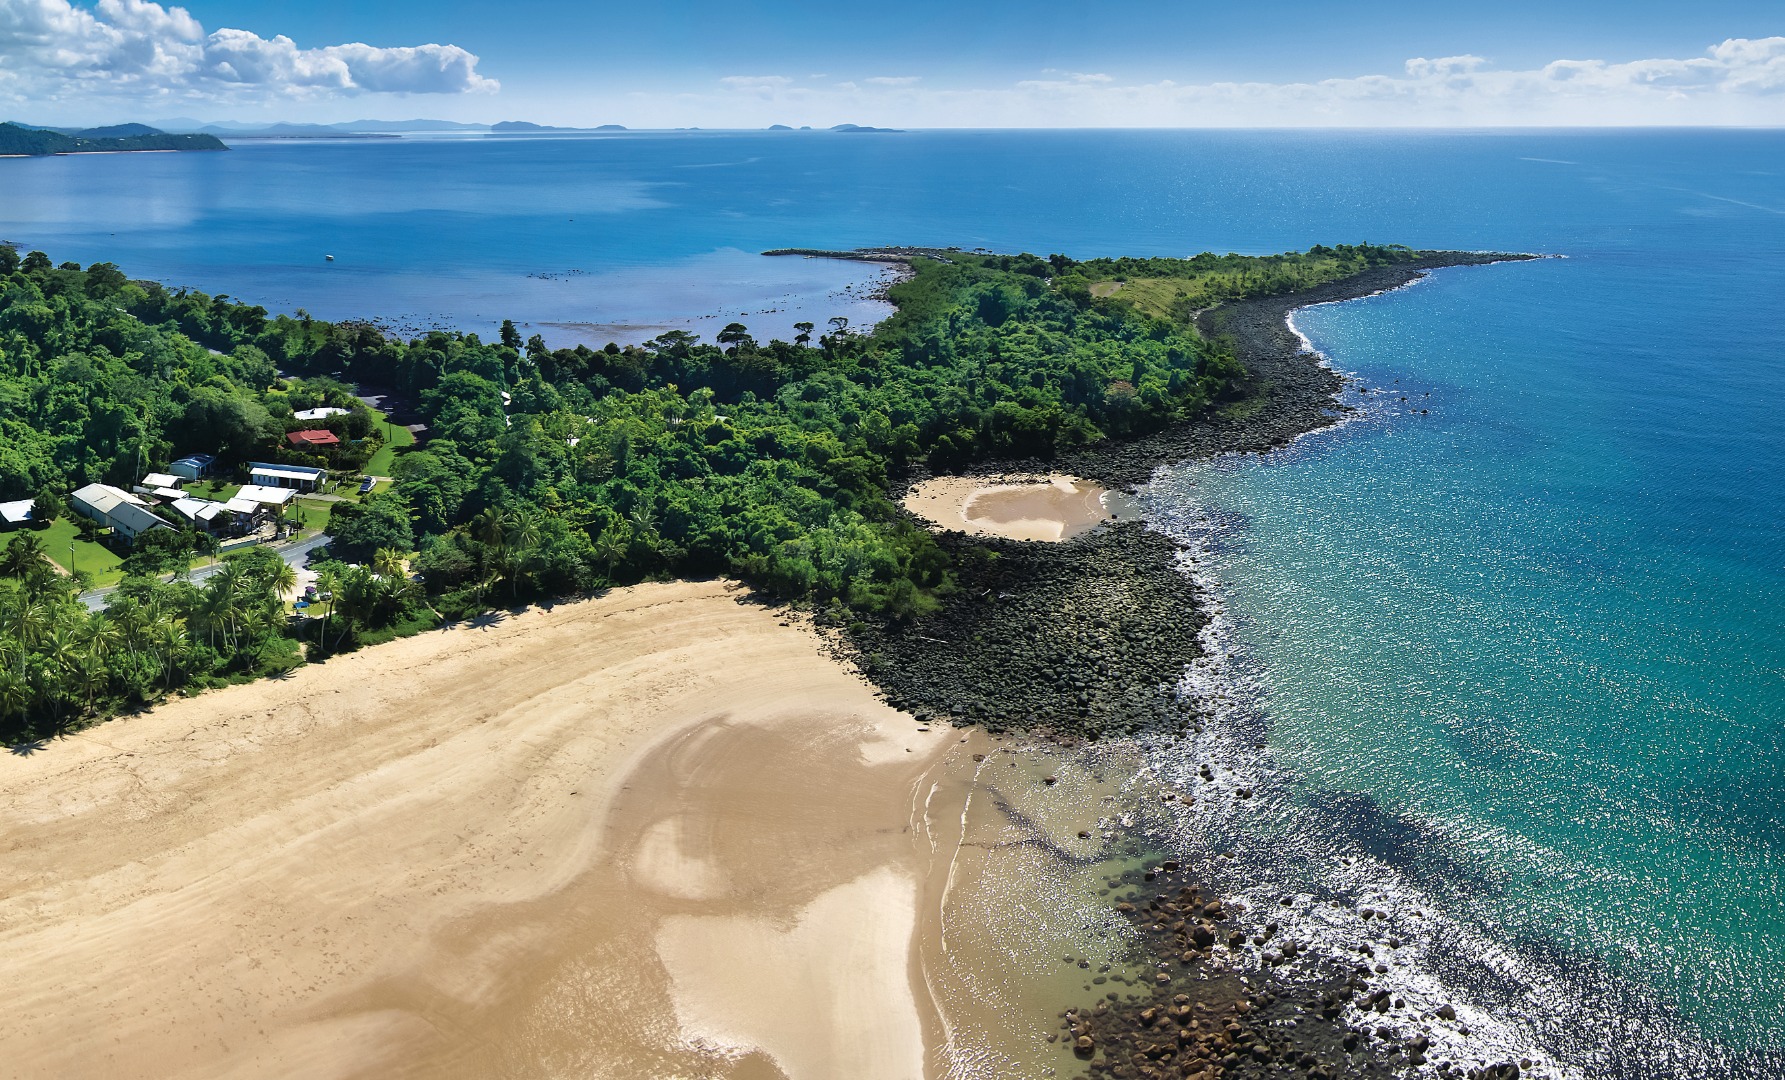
[0,581,966,1080]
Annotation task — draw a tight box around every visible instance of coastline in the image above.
[0,252,1548,1079]
[860,250,1539,742]
[857,251,1546,1080]
[1060,252,1538,489]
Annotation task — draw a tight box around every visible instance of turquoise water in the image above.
[4,129,1781,1073]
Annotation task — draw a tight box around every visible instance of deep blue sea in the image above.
[4,129,1781,1076]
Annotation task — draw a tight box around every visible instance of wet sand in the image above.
[0,578,1155,1080]
[903,474,1114,543]
[0,582,973,1079]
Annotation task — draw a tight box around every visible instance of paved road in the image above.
[79,533,332,612]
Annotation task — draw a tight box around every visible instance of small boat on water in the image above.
[325,254,334,261]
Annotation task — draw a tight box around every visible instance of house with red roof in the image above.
[287,429,341,451]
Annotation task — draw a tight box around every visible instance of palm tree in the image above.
[196,575,236,652]
[84,618,121,667]
[503,513,542,598]
[265,558,298,601]
[592,524,631,579]
[154,617,190,693]
[38,625,80,730]
[78,660,108,715]
[329,565,378,651]
[371,548,406,581]
[5,597,48,677]
[313,567,341,651]
[0,532,52,579]
[0,670,27,727]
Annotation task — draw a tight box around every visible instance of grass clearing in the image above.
[36,516,126,586]
[1087,255,1361,323]
[184,479,242,503]
[292,498,334,533]
[363,410,415,477]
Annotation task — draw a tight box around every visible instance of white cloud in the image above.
[1404,55,1487,79]
[719,74,794,91]
[625,38,1785,128]
[863,75,920,86]
[0,0,495,112]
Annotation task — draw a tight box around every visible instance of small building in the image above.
[233,484,298,509]
[135,471,188,502]
[170,497,234,535]
[287,429,341,451]
[166,454,217,481]
[70,483,171,544]
[223,485,293,531]
[249,462,327,493]
[293,407,350,422]
[0,500,33,530]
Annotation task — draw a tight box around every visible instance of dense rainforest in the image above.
[0,241,1422,740]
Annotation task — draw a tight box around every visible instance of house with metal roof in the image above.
[70,483,171,544]
[170,497,234,535]
[0,500,34,530]
[167,454,217,481]
[249,462,327,493]
[293,407,350,422]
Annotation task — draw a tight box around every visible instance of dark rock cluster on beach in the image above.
[1070,864,1533,1080]
[845,521,1205,738]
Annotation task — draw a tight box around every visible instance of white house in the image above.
[293,407,350,422]
[233,485,298,509]
[170,497,234,536]
[70,483,171,544]
[0,500,33,530]
[249,462,327,493]
[223,484,298,531]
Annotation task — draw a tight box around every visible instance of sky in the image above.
[2,0,1782,127]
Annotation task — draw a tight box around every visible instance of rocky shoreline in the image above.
[848,251,1535,741]
[842,251,1541,1079]
[1063,251,1536,489]
[1068,861,1532,1080]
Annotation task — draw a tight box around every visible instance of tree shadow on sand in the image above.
[8,739,48,757]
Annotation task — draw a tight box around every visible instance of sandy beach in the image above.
[903,474,1115,542]
[0,581,986,1079]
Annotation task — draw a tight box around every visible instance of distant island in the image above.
[0,123,226,157]
[831,123,904,133]
[489,121,628,132]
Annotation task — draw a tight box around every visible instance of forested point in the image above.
[0,122,228,156]
[0,241,1423,741]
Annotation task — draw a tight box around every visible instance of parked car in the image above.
[358,477,375,494]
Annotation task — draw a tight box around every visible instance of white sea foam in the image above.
[1127,441,1737,1079]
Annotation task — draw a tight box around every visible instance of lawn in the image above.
[363,410,415,477]
[184,479,242,503]
[292,498,334,533]
[36,516,126,586]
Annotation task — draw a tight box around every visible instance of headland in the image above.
[0,244,1544,1080]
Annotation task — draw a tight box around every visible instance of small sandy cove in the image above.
[904,473,1113,542]
[0,581,1034,1080]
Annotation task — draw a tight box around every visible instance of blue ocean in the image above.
[4,129,1781,1075]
